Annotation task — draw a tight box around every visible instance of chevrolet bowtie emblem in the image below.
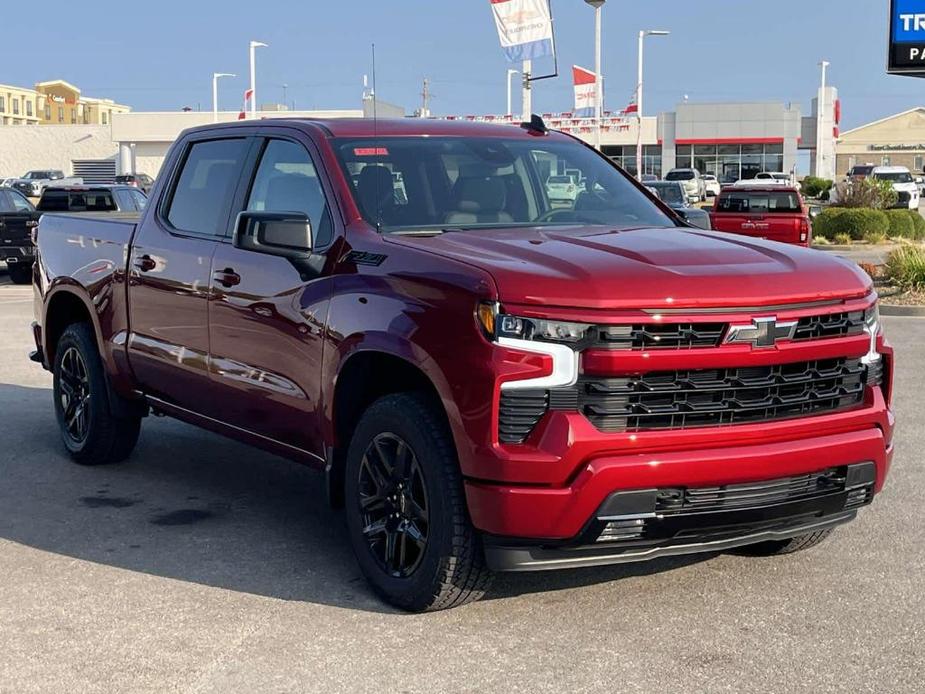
[724,316,797,348]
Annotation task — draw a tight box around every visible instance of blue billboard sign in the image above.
[890,0,925,75]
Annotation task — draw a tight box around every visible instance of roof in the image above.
[719,184,801,193]
[34,79,82,94]
[183,117,568,140]
[838,107,925,138]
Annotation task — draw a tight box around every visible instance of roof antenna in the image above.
[520,113,548,136]
[371,43,382,232]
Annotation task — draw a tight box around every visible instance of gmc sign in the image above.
[890,0,925,76]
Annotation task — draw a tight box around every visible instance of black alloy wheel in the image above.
[357,433,430,578]
[58,346,91,444]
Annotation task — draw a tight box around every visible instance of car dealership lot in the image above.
[0,274,922,693]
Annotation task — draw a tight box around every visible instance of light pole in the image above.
[506,69,519,117]
[249,40,268,118]
[816,60,830,178]
[211,72,235,122]
[636,29,670,178]
[585,0,606,150]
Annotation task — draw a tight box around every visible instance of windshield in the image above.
[333,136,674,231]
[850,166,874,176]
[649,183,685,205]
[874,172,913,183]
[717,191,802,213]
[24,171,49,179]
[665,170,695,181]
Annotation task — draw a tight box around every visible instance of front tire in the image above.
[737,528,834,556]
[344,392,492,611]
[53,323,141,465]
[7,264,32,284]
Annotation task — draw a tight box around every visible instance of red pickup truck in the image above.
[30,118,893,611]
[710,185,811,246]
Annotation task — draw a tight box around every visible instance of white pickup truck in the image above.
[871,166,920,210]
[10,170,83,198]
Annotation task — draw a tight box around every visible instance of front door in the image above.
[207,134,338,460]
[127,134,253,414]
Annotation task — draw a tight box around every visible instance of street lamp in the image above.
[249,40,268,118]
[636,29,670,178]
[585,0,606,150]
[211,72,235,123]
[506,69,519,117]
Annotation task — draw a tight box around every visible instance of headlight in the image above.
[478,302,591,344]
[478,302,585,390]
[862,302,882,381]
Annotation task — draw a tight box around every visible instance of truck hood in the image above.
[385,225,872,310]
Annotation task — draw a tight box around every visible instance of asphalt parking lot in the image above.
[0,269,922,693]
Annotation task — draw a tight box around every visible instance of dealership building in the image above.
[834,107,925,176]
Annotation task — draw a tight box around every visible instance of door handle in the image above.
[212,268,241,288]
[133,254,156,272]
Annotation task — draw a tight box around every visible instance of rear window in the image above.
[849,166,874,176]
[115,175,136,183]
[37,189,117,212]
[716,191,802,213]
[666,170,695,181]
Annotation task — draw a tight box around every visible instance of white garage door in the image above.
[72,159,116,184]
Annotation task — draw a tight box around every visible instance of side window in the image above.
[0,192,12,213]
[166,138,247,237]
[8,191,33,211]
[247,139,334,248]
[114,189,134,211]
[130,189,148,211]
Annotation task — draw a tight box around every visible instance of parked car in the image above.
[545,174,580,204]
[870,166,920,210]
[114,173,155,195]
[702,174,721,197]
[10,170,82,198]
[37,185,148,213]
[846,164,876,181]
[710,185,811,246]
[744,171,800,190]
[640,173,659,184]
[0,186,41,284]
[664,167,706,202]
[645,181,712,229]
[31,118,892,612]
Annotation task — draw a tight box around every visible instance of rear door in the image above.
[711,190,806,244]
[127,132,257,413]
[0,190,40,257]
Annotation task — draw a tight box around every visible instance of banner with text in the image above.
[490,0,555,63]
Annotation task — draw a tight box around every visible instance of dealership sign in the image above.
[489,0,555,63]
[890,0,925,76]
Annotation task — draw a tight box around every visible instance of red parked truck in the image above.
[710,185,812,246]
[30,118,893,611]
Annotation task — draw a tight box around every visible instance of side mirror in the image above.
[234,211,313,258]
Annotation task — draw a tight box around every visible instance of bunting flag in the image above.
[489,0,555,63]
[238,88,254,120]
[572,65,598,115]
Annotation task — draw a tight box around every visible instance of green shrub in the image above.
[864,230,888,244]
[831,178,898,209]
[833,232,852,245]
[801,176,834,199]
[907,210,925,240]
[886,244,925,288]
[885,209,914,239]
[811,207,847,239]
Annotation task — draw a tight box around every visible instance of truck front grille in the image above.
[578,357,866,433]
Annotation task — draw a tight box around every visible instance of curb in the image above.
[879,304,925,317]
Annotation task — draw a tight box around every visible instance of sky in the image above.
[2,0,921,130]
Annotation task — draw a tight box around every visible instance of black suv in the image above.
[114,173,155,194]
[0,187,41,284]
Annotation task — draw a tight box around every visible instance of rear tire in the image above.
[737,528,834,556]
[53,323,141,465]
[7,264,32,285]
[344,392,492,611]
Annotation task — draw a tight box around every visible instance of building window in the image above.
[0,96,5,113]
[83,108,90,124]
[25,100,33,117]
[70,109,77,124]
[44,104,51,120]
[915,155,924,173]
[102,111,108,125]
[12,98,19,115]
[57,106,64,123]
[881,155,891,166]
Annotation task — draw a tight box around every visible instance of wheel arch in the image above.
[43,285,99,368]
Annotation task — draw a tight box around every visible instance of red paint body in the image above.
[32,119,892,547]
